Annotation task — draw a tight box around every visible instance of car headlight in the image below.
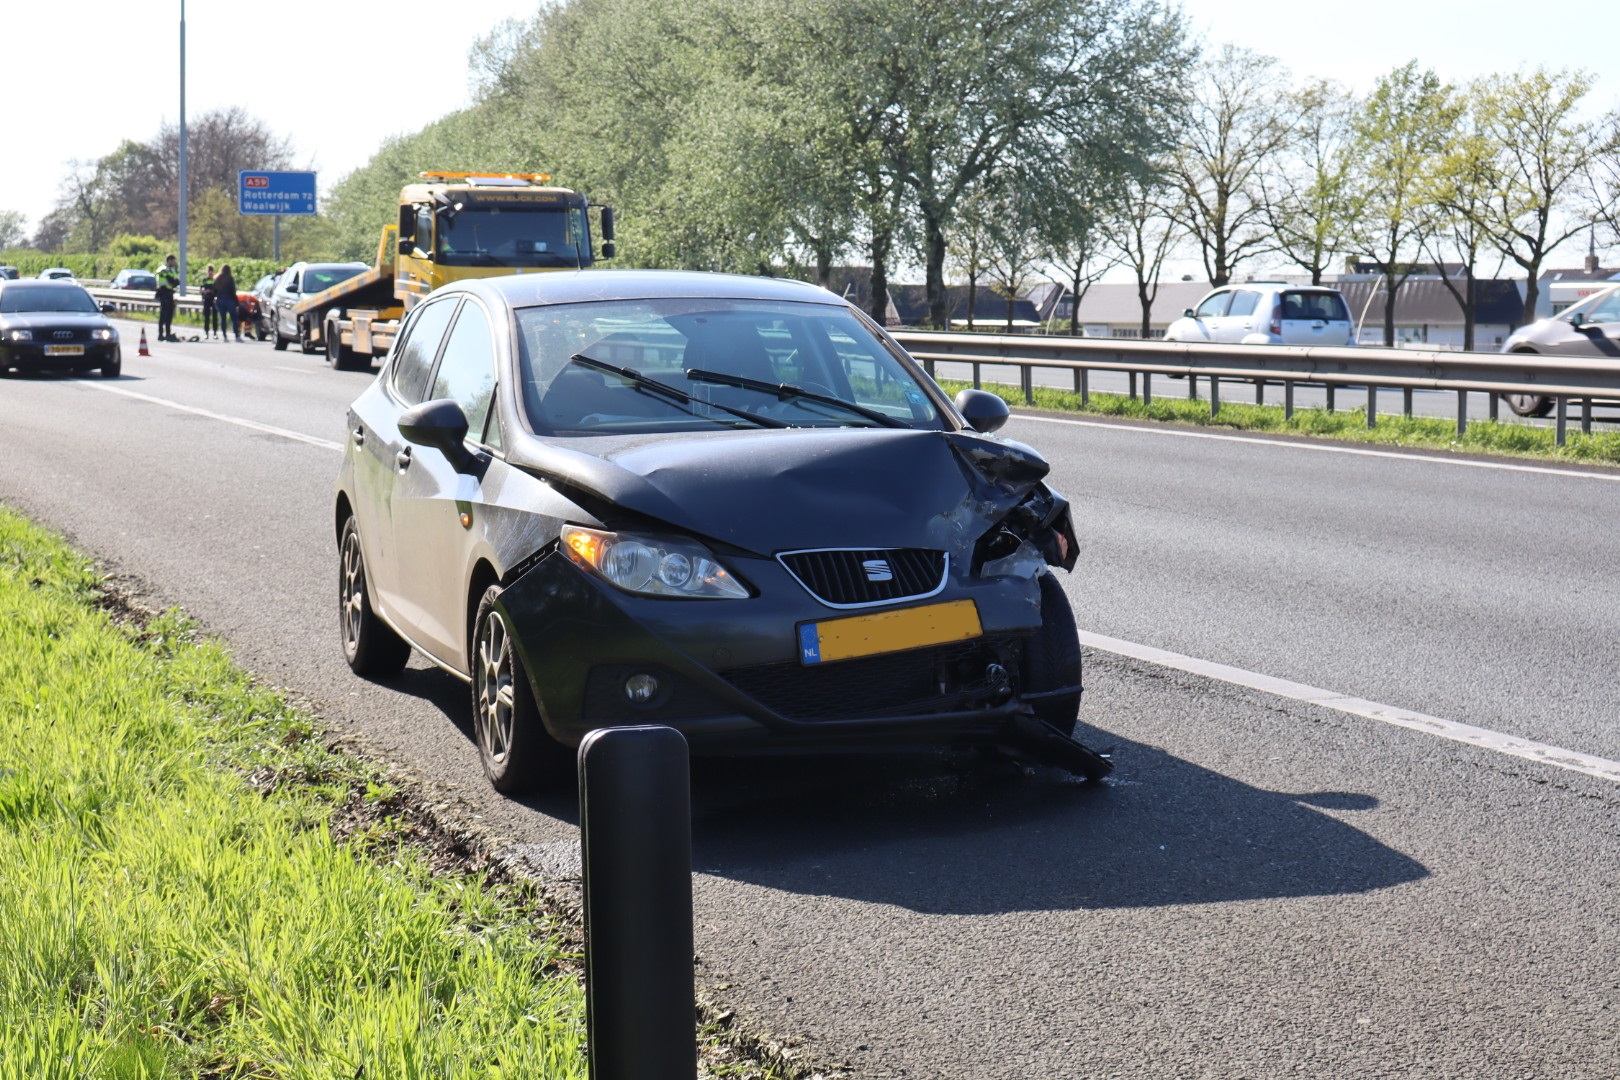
[4,329,31,342]
[561,525,749,599]
[91,328,115,341]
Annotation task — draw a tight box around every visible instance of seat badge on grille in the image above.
[862,559,893,582]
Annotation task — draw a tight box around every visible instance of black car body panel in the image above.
[335,270,1101,783]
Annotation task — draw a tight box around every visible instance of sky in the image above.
[4,0,1617,267]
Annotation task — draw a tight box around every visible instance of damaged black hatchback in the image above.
[335,270,1110,793]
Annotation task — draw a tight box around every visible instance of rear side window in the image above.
[1227,290,1260,318]
[390,297,459,405]
[1283,291,1349,321]
[1195,292,1232,318]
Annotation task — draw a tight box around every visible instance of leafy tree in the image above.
[1168,45,1290,286]
[1263,78,1363,285]
[1472,68,1614,323]
[1351,63,1457,346]
[1420,88,1503,351]
[0,210,27,250]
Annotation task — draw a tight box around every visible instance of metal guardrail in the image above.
[893,330,1620,446]
[88,287,204,316]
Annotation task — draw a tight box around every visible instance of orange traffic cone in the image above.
[138,327,151,357]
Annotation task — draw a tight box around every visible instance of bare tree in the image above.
[1168,44,1290,287]
[1263,78,1363,285]
[1102,172,1180,339]
[1421,86,1503,351]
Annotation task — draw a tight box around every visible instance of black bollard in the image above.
[578,725,695,1080]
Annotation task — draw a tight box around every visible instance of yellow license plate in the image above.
[45,345,84,356]
[798,599,982,665]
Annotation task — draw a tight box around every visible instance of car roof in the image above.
[447,269,842,309]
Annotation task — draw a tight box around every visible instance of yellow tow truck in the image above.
[293,172,615,370]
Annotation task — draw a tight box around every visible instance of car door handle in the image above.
[395,447,412,471]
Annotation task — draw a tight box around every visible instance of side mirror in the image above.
[1183,308,1196,318]
[399,397,475,471]
[954,388,1010,434]
[99,302,116,315]
[1568,312,1586,329]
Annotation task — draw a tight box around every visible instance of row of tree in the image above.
[14,0,1620,349]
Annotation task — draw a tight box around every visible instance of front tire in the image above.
[298,315,319,355]
[339,516,410,675]
[1021,572,1082,736]
[471,584,565,794]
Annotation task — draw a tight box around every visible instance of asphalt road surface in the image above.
[1,322,1617,1078]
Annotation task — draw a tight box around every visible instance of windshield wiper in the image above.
[568,354,787,429]
[683,368,909,428]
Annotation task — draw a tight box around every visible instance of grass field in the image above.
[0,506,588,1077]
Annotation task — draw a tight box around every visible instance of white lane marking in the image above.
[84,383,344,452]
[1081,630,1620,785]
[274,366,323,375]
[1016,414,1620,482]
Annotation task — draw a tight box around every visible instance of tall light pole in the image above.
[178,0,188,294]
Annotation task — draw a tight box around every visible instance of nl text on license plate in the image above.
[798,599,982,665]
[45,345,84,356]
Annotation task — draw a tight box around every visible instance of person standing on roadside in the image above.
[214,264,242,342]
[200,263,219,339]
[153,254,180,342]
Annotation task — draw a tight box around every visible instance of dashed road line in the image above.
[84,382,344,452]
[1082,630,1620,785]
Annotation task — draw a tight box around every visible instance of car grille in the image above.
[722,637,1015,722]
[49,328,83,342]
[777,547,946,608]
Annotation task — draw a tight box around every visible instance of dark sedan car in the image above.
[0,281,121,377]
[109,269,158,290]
[335,270,1107,793]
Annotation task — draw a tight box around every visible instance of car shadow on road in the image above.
[370,665,1426,913]
[681,736,1428,914]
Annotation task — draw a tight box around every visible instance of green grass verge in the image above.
[938,379,1620,467]
[0,506,587,1077]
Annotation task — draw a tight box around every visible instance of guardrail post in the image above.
[1021,365,1033,405]
[1128,372,1138,401]
[1189,375,1199,402]
[1142,372,1152,406]
[1556,397,1568,446]
[1209,376,1220,417]
[1582,399,1594,436]
[972,361,981,389]
[1487,393,1498,422]
[1325,385,1336,413]
[579,725,695,1080]
[1254,379,1264,406]
[1456,391,1468,437]
[1284,381,1294,421]
[1367,386,1377,428]
[1404,388,1414,418]
[1078,368,1089,405]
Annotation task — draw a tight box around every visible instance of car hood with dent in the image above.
[502,426,1051,556]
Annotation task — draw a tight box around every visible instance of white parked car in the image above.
[1165,283,1355,347]
[37,267,76,282]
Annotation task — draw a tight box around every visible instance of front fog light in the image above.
[624,673,660,703]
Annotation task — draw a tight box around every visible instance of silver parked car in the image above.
[267,261,368,353]
[1164,283,1356,347]
[1498,284,1620,416]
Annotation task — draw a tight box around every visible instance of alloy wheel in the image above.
[475,611,517,766]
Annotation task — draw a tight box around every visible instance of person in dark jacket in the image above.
[214,264,242,342]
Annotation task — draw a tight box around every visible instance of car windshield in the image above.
[517,297,945,435]
[303,266,365,292]
[0,285,99,314]
[439,207,591,269]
